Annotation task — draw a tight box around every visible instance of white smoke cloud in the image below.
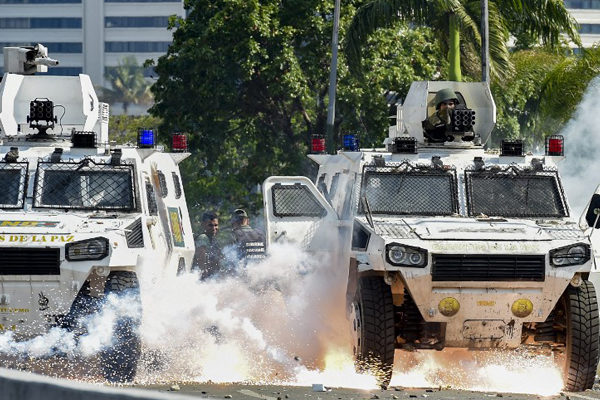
[558,75,600,218]
[0,236,361,386]
[135,241,355,384]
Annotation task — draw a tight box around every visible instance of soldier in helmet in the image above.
[230,209,266,266]
[422,88,460,143]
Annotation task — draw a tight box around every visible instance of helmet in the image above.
[434,88,459,109]
[232,208,248,223]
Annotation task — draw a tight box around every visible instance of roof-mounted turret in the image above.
[0,44,108,144]
[3,44,58,75]
[388,81,496,147]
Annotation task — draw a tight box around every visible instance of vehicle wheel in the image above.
[349,276,395,387]
[62,281,101,336]
[559,280,599,391]
[100,271,142,383]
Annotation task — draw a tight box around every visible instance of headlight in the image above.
[386,243,427,267]
[66,237,110,261]
[550,243,590,267]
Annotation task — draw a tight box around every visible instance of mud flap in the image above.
[262,176,339,251]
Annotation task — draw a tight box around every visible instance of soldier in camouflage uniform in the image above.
[422,88,459,143]
[193,211,223,279]
[230,209,266,265]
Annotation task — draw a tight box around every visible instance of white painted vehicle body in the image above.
[262,81,595,349]
[0,47,194,339]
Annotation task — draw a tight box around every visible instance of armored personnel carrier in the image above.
[0,45,195,382]
[262,80,600,391]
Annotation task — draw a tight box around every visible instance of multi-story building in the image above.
[0,0,184,87]
[566,0,600,48]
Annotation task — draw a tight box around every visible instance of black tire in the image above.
[62,281,101,336]
[100,271,142,383]
[350,276,395,387]
[561,280,600,392]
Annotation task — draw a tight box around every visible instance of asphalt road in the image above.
[132,383,600,400]
[3,355,600,400]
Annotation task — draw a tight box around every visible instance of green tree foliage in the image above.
[108,115,162,145]
[538,46,600,124]
[492,46,600,146]
[345,0,580,82]
[149,0,443,223]
[99,56,153,115]
[339,24,444,142]
[491,48,566,146]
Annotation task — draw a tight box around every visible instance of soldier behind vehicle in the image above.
[193,211,223,279]
[230,209,266,265]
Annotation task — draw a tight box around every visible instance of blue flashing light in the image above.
[138,129,155,148]
[343,134,359,151]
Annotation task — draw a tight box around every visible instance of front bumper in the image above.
[356,236,592,348]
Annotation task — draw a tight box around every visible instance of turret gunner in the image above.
[422,88,459,143]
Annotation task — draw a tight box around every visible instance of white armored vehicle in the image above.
[0,45,195,382]
[263,80,600,391]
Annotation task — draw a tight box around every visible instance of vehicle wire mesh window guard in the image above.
[272,183,326,217]
[0,162,27,208]
[360,164,458,216]
[34,160,136,211]
[157,170,168,198]
[172,172,182,199]
[465,167,568,218]
[146,182,158,216]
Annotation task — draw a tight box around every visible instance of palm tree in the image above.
[345,0,581,81]
[537,46,600,123]
[100,56,153,114]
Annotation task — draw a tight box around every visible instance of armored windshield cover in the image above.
[0,162,28,209]
[359,162,458,216]
[465,166,567,218]
[34,160,136,211]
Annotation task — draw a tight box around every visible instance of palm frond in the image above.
[344,0,433,74]
[496,0,581,47]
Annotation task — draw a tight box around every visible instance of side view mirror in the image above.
[583,193,600,229]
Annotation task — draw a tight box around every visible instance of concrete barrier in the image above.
[0,367,199,400]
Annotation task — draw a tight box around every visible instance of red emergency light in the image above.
[311,136,326,154]
[545,135,564,156]
[172,133,188,152]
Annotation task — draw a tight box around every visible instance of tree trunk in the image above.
[448,14,462,82]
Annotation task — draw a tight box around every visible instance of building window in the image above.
[105,65,157,78]
[105,0,179,2]
[1,67,81,75]
[105,41,170,52]
[45,67,83,76]
[0,42,82,53]
[105,16,169,28]
[565,0,600,8]
[579,24,600,33]
[0,18,81,29]
[0,0,80,3]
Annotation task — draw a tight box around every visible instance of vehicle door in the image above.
[263,176,340,252]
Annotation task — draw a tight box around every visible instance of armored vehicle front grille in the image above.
[431,254,545,282]
[125,218,144,248]
[0,248,60,275]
